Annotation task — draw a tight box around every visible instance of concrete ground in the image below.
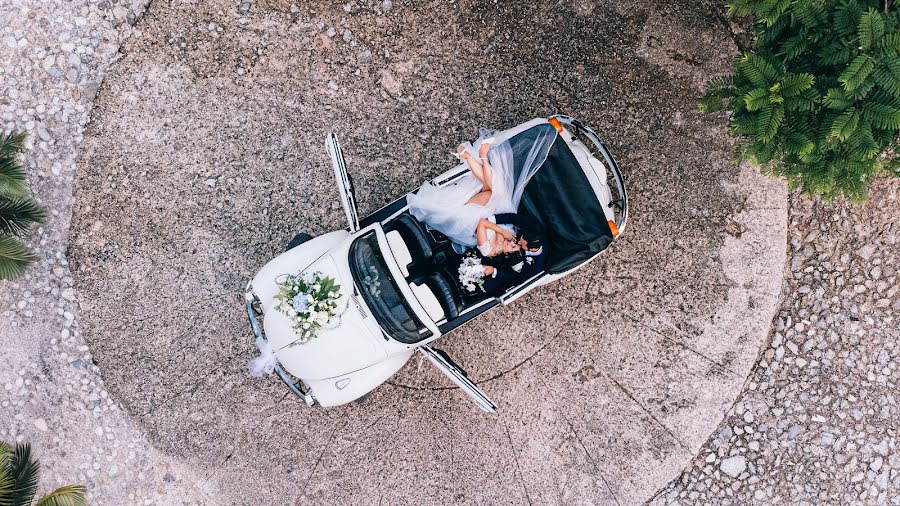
[2,1,796,505]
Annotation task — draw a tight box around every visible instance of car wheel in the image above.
[286,233,313,251]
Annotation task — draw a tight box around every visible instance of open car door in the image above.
[418,345,497,413]
[327,132,359,232]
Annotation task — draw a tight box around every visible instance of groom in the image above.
[479,213,547,296]
[494,212,548,279]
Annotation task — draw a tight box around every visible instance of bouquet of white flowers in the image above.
[273,272,342,345]
[458,253,486,293]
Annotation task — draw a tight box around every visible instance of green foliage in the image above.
[0,133,44,280]
[0,441,86,506]
[703,0,900,201]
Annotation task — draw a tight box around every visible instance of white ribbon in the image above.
[248,334,278,377]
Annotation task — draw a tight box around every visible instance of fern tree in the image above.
[0,440,87,506]
[702,0,900,201]
[0,132,45,280]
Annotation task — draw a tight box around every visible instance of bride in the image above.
[407,125,556,257]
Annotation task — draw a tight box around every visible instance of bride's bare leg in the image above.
[458,145,489,188]
[467,190,491,206]
[477,141,494,191]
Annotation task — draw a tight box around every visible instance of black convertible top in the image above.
[510,124,614,273]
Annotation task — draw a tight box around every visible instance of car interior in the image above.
[378,122,618,330]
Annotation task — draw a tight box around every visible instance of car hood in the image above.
[263,255,388,380]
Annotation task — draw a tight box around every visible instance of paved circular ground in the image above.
[69,1,787,504]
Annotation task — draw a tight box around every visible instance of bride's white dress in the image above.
[407,123,556,252]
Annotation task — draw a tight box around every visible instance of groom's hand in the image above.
[484,266,496,276]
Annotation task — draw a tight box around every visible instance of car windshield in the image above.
[348,231,432,344]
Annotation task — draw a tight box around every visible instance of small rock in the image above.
[871,457,883,472]
[720,456,747,478]
[33,418,48,432]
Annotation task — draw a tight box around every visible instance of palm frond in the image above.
[0,198,46,237]
[0,132,26,160]
[0,440,14,506]
[0,236,39,281]
[0,133,27,199]
[34,485,87,506]
[9,443,39,506]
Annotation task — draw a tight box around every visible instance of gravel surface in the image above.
[0,1,210,503]
[652,181,900,505]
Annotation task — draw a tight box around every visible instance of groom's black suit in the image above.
[493,213,548,279]
[478,252,520,296]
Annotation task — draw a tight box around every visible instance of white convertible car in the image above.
[244,115,627,412]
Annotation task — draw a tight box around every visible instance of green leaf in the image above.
[862,103,900,129]
[34,485,87,506]
[834,1,863,36]
[726,0,760,18]
[873,56,900,98]
[830,109,860,140]
[0,236,38,280]
[848,119,880,158]
[818,42,852,66]
[757,103,785,143]
[0,198,46,237]
[783,129,816,156]
[793,1,826,29]
[744,88,771,111]
[738,53,779,87]
[878,32,900,53]
[781,73,815,97]
[786,87,820,111]
[857,8,885,50]
[757,0,792,26]
[839,55,876,91]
